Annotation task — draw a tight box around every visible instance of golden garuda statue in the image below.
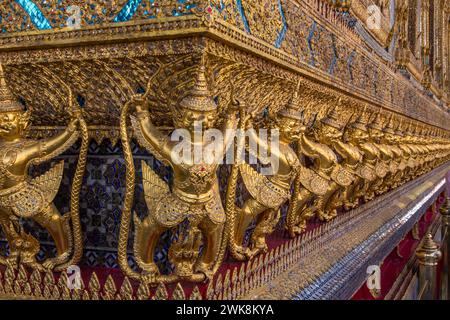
[413,125,429,176]
[118,57,245,284]
[380,113,405,191]
[395,120,415,185]
[342,106,377,205]
[228,84,307,261]
[308,105,354,218]
[0,64,88,271]
[326,103,364,211]
[366,109,392,196]
[284,104,341,235]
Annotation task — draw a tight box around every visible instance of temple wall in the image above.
[0,0,449,300]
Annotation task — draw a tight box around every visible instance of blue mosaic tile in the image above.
[15,0,52,30]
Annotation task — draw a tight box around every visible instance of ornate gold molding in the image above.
[0,1,448,131]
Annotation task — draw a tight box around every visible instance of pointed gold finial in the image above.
[179,54,217,112]
[0,63,24,113]
[321,104,343,130]
[368,106,383,131]
[439,197,450,215]
[416,233,442,266]
[278,81,304,121]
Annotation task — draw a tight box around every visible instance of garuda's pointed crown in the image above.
[395,118,404,136]
[349,105,369,132]
[368,107,384,131]
[179,56,217,112]
[0,63,24,113]
[277,82,304,121]
[320,97,345,130]
[383,113,396,134]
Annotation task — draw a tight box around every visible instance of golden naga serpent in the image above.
[55,83,89,271]
[285,144,302,238]
[118,94,142,281]
[118,65,166,282]
[225,99,249,261]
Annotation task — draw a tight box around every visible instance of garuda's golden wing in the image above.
[140,160,188,227]
[32,160,65,205]
[358,164,376,181]
[0,161,64,218]
[298,166,329,196]
[240,162,288,209]
[375,161,388,178]
[330,164,354,187]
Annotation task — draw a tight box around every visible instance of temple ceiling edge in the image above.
[0,0,450,300]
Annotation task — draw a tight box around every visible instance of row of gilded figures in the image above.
[1,61,449,285]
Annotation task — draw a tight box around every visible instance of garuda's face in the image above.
[383,133,396,143]
[279,117,305,142]
[347,127,368,142]
[174,109,217,132]
[0,111,28,140]
[368,128,383,140]
[319,124,342,141]
[394,134,403,143]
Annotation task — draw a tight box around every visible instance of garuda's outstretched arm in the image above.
[131,102,172,165]
[27,118,80,165]
[246,125,290,168]
[221,109,239,154]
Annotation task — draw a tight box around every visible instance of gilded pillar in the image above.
[416,233,442,300]
[444,2,450,95]
[395,0,409,67]
[432,0,443,87]
[408,0,418,55]
[420,0,432,88]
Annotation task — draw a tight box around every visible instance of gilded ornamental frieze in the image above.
[0,0,448,131]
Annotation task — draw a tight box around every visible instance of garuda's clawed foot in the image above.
[195,263,215,282]
[140,262,163,285]
[365,193,375,202]
[319,209,337,221]
[288,221,307,238]
[328,209,337,219]
[343,202,353,211]
[22,259,46,272]
[139,261,160,275]
[1,255,19,269]
[140,273,158,285]
[233,245,252,261]
[317,210,333,222]
[42,251,71,270]
[248,239,268,259]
